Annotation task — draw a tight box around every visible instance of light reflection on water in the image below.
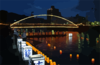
[31,32,79,56]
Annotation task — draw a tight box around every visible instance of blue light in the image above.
[34,61,43,65]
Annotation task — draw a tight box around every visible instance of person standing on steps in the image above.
[13,28,20,49]
[20,29,26,41]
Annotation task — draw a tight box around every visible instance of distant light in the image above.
[14,20,16,21]
[69,33,72,37]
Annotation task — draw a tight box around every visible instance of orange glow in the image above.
[30,38,33,40]
[53,46,56,49]
[81,37,84,39]
[59,32,63,35]
[47,57,50,63]
[86,38,89,41]
[91,58,95,64]
[76,54,79,59]
[44,55,47,61]
[60,50,62,54]
[48,44,51,47]
[48,32,52,35]
[50,59,52,63]
[70,54,72,59]
[46,32,48,35]
[53,62,56,65]
[55,32,59,35]
[50,61,53,65]
[97,40,99,43]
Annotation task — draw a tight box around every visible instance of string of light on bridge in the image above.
[10,14,78,28]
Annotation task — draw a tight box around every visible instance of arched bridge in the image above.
[10,14,79,28]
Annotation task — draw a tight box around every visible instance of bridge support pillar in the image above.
[52,30,54,35]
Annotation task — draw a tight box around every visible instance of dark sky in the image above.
[0,0,100,22]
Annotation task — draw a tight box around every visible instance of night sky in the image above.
[0,0,100,22]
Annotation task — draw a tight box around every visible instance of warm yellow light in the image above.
[91,58,95,64]
[70,54,72,59]
[60,50,62,54]
[76,54,79,59]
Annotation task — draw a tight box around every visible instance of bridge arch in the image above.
[10,14,78,27]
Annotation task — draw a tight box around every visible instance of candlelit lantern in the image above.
[29,54,45,65]
[60,50,62,54]
[54,46,56,50]
[70,54,72,59]
[50,61,53,65]
[86,38,89,41]
[48,44,51,47]
[53,61,56,65]
[44,55,47,61]
[21,41,26,53]
[17,38,22,52]
[81,37,84,39]
[91,58,95,64]
[50,59,52,63]
[47,57,50,63]
[97,40,99,43]
[22,46,32,61]
[76,54,79,59]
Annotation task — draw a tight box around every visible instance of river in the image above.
[27,31,100,65]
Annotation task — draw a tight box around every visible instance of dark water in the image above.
[27,31,100,65]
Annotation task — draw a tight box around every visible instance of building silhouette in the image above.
[47,6,62,23]
[0,10,8,23]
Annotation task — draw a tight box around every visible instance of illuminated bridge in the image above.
[10,14,79,28]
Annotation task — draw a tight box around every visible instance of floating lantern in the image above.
[60,50,62,54]
[81,37,84,39]
[91,58,95,64]
[54,46,56,50]
[86,38,89,41]
[70,54,72,59]
[97,40,99,43]
[76,54,79,59]
[48,44,51,47]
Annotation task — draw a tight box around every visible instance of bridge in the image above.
[10,14,79,28]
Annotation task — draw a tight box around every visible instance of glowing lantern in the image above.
[47,57,50,63]
[50,62,53,65]
[97,40,99,43]
[76,54,79,59]
[70,54,72,59]
[60,50,62,54]
[48,44,51,47]
[50,59,52,63]
[54,46,56,50]
[81,37,84,39]
[44,55,47,61]
[91,58,95,64]
[86,38,89,41]
[53,62,56,65]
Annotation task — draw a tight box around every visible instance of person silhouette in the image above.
[20,29,26,41]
